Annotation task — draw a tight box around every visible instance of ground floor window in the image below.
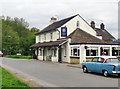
[112,47,120,56]
[39,48,43,56]
[52,48,57,57]
[100,47,110,56]
[71,47,80,57]
[86,47,98,56]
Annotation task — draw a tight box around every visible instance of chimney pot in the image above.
[100,23,105,30]
[90,21,95,29]
[50,17,57,23]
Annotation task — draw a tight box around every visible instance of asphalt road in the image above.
[1,57,119,87]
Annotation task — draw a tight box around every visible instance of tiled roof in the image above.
[95,28,115,42]
[30,40,66,48]
[68,28,106,44]
[35,15,77,35]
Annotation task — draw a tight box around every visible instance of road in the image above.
[1,57,119,87]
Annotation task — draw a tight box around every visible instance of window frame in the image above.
[86,47,98,57]
[71,46,80,57]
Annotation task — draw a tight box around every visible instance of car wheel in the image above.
[103,70,108,77]
[83,66,88,73]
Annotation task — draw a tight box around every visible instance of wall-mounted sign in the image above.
[61,27,67,37]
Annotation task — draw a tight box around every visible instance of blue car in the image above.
[81,56,120,77]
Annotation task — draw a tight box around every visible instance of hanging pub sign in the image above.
[61,27,67,37]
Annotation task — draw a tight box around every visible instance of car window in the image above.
[105,58,119,63]
[92,57,99,62]
[97,58,104,63]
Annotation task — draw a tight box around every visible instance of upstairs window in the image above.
[44,34,46,41]
[50,33,53,40]
[39,35,41,42]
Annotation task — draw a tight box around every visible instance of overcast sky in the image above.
[0,0,119,39]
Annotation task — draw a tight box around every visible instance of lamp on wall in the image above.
[84,46,88,49]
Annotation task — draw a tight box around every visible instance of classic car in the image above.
[81,56,120,77]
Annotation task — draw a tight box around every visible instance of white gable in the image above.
[59,15,97,37]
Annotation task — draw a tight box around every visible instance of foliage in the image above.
[4,55,32,59]
[2,16,39,55]
[0,67,30,88]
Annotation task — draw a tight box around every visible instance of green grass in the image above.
[4,55,32,59]
[0,67,30,89]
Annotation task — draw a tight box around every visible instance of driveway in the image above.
[1,57,119,87]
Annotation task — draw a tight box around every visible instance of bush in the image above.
[4,55,32,59]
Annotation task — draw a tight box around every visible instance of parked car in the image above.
[81,56,120,77]
[0,51,3,57]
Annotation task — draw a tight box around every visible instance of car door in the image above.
[95,57,104,73]
[88,57,99,72]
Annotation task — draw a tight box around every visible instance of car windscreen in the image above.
[106,58,119,63]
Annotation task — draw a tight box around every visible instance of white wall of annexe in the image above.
[70,44,120,63]
[35,43,120,64]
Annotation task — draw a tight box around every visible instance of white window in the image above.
[112,47,120,56]
[86,47,98,56]
[50,33,53,40]
[52,48,57,57]
[44,34,46,41]
[39,48,43,56]
[100,47,110,56]
[39,35,41,42]
[71,47,80,57]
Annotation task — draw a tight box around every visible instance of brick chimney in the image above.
[90,21,95,29]
[50,16,57,23]
[100,23,105,30]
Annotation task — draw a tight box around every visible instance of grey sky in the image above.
[1,0,119,39]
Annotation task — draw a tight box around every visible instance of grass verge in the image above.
[0,67,30,89]
[4,55,32,59]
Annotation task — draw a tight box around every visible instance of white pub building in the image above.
[31,14,120,64]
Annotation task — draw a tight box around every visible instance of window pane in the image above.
[91,50,97,56]
[86,50,90,56]
[78,49,80,56]
[73,48,77,56]
[112,50,118,56]
[104,49,110,56]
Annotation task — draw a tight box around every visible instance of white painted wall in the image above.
[38,56,43,60]
[36,31,59,43]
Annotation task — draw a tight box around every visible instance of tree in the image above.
[2,16,39,55]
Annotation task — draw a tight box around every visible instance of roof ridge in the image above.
[35,14,78,35]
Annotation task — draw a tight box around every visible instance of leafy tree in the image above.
[2,16,39,55]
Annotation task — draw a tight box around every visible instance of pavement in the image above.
[1,57,119,87]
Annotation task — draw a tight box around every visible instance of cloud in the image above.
[1,0,119,38]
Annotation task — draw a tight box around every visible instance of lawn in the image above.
[0,67,30,89]
[4,55,32,59]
